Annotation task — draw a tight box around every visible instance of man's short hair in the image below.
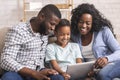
[38,4,61,18]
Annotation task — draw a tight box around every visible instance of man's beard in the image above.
[39,21,47,35]
[39,21,54,36]
[48,30,54,37]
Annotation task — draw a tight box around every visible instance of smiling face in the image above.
[38,14,60,35]
[45,14,60,35]
[78,13,92,35]
[55,26,70,47]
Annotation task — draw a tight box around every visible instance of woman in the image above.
[71,3,120,80]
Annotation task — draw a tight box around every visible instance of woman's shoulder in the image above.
[101,26,111,32]
[95,26,111,35]
[96,26,114,40]
[94,26,112,39]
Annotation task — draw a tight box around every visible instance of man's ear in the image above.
[41,13,45,18]
[39,12,45,20]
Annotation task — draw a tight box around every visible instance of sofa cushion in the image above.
[0,27,10,52]
[0,27,10,75]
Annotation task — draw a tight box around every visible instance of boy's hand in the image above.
[61,72,71,80]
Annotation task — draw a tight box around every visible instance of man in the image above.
[1,4,63,80]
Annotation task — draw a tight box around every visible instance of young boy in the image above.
[45,19,83,80]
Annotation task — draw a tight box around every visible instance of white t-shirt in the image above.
[82,34,96,62]
[45,42,82,71]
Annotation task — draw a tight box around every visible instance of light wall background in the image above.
[0,0,120,35]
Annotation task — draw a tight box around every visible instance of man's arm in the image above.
[18,67,51,80]
[1,27,25,72]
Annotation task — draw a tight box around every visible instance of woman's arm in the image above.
[103,27,120,62]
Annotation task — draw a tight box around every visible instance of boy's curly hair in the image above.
[71,3,114,35]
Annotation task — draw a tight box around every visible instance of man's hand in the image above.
[39,68,58,75]
[33,69,59,80]
[94,57,108,69]
[32,71,50,80]
[18,67,52,80]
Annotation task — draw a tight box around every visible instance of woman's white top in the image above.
[82,34,96,62]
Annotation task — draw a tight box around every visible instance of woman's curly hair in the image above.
[71,3,114,35]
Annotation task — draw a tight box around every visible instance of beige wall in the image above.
[0,0,120,35]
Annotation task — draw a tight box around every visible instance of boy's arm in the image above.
[76,58,82,63]
[50,60,64,74]
[50,60,71,79]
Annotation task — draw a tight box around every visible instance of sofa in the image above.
[0,26,120,80]
[0,27,10,76]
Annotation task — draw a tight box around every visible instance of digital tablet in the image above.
[66,61,95,79]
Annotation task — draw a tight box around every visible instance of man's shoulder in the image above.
[6,22,30,38]
[9,22,30,34]
[12,22,27,30]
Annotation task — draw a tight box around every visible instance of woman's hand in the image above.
[87,57,108,78]
[61,72,71,80]
[94,57,108,68]
[88,70,95,77]
[87,57,108,79]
